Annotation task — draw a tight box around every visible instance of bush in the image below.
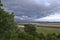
[38,33,45,40]
[24,24,37,37]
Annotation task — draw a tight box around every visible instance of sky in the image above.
[2,0,60,22]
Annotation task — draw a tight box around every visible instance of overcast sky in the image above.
[2,0,60,22]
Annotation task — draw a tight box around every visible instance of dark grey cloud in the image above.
[2,0,60,22]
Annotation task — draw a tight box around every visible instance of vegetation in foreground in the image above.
[0,0,60,40]
[18,24,60,40]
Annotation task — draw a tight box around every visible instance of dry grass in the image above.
[18,22,60,28]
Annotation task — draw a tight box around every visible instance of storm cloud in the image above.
[2,0,60,22]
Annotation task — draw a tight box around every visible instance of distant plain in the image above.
[17,22,60,34]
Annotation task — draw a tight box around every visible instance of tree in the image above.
[46,33,57,40]
[0,0,3,7]
[0,0,18,40]
[56,33,60,40]
[24,24,37,37]
[38,33,45,40]
[18,32,35,40]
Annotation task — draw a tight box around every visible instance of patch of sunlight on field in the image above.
[37,27,60,34]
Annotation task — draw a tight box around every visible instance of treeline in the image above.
[0,0,60,40]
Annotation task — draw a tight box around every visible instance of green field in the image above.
[37,27,60,34]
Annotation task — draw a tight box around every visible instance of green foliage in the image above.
[23,33,35,40]
[56,33,60,39]
[46,33,57,40]
[18,32,35,40]
[0,0,3,8]
[37,33,60,40]
[38,33,45,40]
[0,0,18,40]
[24,24,37,36]
[0,9,18,40]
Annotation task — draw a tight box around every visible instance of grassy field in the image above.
[18,22,60,34]
[18,22,60,28]
[37,27,60,34]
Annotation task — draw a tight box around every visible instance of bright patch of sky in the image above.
[34,13,60,22]
[33,0,50,6]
